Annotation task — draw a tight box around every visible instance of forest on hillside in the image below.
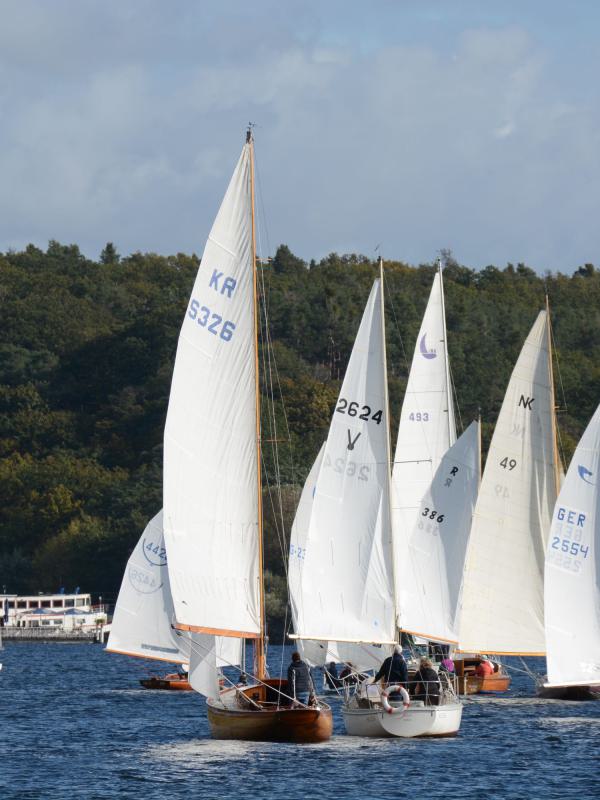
[1,241,599,635]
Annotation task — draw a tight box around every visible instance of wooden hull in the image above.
[454,658,511,695]
[207,679,333,743]
[140,673,192,691]
[537,683,600,701]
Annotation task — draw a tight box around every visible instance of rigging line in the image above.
[448,360,464,433]
[547,307,569,469]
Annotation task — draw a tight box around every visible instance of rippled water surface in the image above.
[1,643,599,799]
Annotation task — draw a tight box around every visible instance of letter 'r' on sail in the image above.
[106,511,189,663]
[544,403,600,687]
[397,420,480,644]
[163,143,260,638]
[459,310,558,655]
[290,280,396,646]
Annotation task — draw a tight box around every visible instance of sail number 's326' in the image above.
[188,299,236,342]
[336,398,382,424]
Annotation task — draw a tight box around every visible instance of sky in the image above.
[0,1,599,273]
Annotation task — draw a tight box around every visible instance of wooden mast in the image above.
[545,294,561,497]
[248,127,267,679]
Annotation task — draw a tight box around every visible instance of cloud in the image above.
[0,3,598,272]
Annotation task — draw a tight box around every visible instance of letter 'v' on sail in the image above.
[162,141,261,640]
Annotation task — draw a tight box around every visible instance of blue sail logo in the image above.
[420,333,437,360]
[578,465,595,485]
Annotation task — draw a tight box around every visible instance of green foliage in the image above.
[0,241,599,634]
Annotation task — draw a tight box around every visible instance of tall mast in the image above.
[545,294,561,497]
[379,257,400,639]
[248,127,267,679]
[438,256,454,442]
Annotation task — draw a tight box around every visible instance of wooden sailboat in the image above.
[539,401,600,700]
[161,129,332,742]
[457,304,561,690]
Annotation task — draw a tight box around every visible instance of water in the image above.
[1,643,599,800]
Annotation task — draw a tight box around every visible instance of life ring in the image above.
[380,684,410,714]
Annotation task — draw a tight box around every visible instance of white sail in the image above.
[107,511,244,668]
[188,633,220,699]
[396,421,480,644]
[107,511,189,663]
[289,443,391,671]
[459,310,558,654]
[290,280,396,646]
[163,143,260,638]
[391,268,456,626]
[544,403,600,687]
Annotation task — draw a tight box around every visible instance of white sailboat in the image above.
[457,307,560,685]
[107,511,241,689]
[541,402,600,700]
[160,129,332,742]
[290,262,463,737]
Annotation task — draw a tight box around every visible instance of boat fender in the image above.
[380,685,410,714]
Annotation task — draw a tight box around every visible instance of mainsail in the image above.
[396,421,480,644]
[459,310,558,654]
[391,266,456,627]
[544,403,600,687]
[163,142,260,638]
[290,279,396,646]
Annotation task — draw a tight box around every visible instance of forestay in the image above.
[391,269,456,625]
[459,311,558,654]
[397,421,480,644]
[290,280,396,646]
[163,143,260,637]
[289,444,391,671]
[107,511,189,663]
[545,403,600,687]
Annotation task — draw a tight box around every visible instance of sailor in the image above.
[475,655,495,677]
[287,651,312,705]
[439,655,455,674]
[412,657,441,705]
[324,661,340,689]
[373,644,408,687]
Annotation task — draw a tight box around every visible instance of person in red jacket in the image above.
[475,656,495,678]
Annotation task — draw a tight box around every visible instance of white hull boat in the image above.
[342,697,462,738]
[342,679,462,738]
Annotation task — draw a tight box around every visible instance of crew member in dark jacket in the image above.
[374,645,408,687]
[412,657,441,705]
[324,661,341,689]
[287,651,312,705]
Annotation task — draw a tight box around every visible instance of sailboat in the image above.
[457,306,560,691]
[107,511,242,690]
[161,129,332,742]
[540,402,600,700]
[290,261,464,738]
